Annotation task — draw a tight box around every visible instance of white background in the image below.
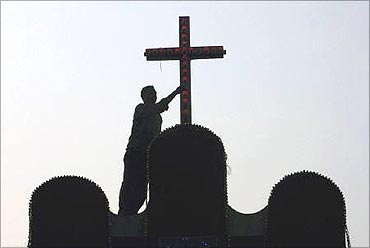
[1,1,369,246]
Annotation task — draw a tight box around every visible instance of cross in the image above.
[144,16,226,124]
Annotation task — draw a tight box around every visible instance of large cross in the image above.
[144,16,226,124]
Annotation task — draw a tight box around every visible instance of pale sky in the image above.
[1,1,369,247]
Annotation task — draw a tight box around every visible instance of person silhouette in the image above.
[118,85,183,215]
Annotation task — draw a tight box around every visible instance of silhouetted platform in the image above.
[110,236,265,248]
[109,206,267,247]
[28,125,349,247]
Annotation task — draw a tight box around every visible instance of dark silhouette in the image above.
[118,85,183,215]
[27,127,351,248]
[27,15,352,248]
[146,124,228,244]
[28,176,109,248]
[265,171,349,247]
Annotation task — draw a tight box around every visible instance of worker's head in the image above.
[141,85,157,104]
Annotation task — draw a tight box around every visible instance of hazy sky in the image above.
[1,1,369,247]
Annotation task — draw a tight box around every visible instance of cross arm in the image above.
[189,46,226,60]
[144,47,182,61]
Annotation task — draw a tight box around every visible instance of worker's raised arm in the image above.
[154,85,185,113]
[163,85,184,105]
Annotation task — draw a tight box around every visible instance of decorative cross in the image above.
[144,16,226,124]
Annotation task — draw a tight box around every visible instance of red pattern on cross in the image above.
[144,16,225,124]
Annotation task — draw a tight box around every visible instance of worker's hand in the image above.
[175,85,186,94]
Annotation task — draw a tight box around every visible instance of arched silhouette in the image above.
[146,124,228,244]
[28,176,110,248]
[265,171,348,247]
